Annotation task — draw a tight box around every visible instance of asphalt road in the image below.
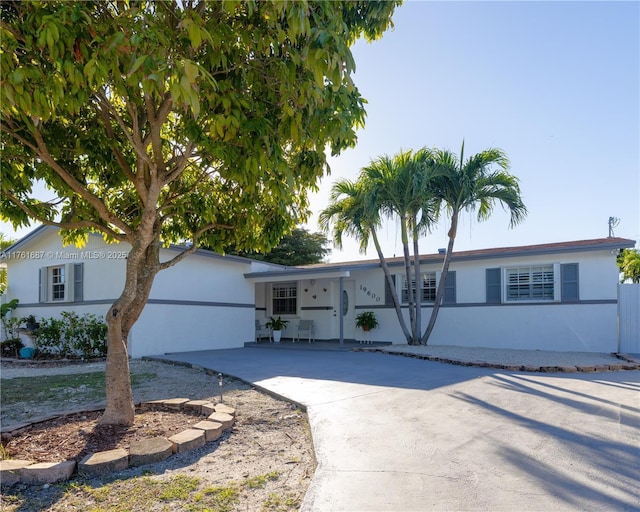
[157,348,640,512]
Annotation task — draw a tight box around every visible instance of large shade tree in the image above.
[0,0,400,425]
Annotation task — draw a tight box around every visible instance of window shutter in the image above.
[74,263,84,302]
[443,271,456,304]
[486,268,501,303]
[39,267,46,303]
[385,275,396,306]
[561,263,579,303]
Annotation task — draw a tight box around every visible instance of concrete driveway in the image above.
[157,348,640,511]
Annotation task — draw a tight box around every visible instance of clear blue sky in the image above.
[306,0,640,261]
[3,1,639,263]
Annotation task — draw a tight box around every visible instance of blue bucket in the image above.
[19,347,36,359]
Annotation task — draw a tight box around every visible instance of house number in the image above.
[359,284,381,302]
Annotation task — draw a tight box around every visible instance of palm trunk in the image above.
[421,210,458,345]
[372,231,413,344]
[412,223,422,344]
[400,218,418,344]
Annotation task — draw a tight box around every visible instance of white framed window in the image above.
[401,272,437,303]
[505,265,556,302]
[50,266,65,301]
[271,281,297,315]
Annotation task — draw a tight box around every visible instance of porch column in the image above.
[339,276,344,347]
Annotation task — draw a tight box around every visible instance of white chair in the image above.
[255,320,272,343]
[296,320,315,343]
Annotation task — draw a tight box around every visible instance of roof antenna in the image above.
[608,216,620,238]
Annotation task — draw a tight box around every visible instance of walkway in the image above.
[156,348,640,511]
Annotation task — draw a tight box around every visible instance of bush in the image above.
[1,337,24,358]
[34,312,108,359]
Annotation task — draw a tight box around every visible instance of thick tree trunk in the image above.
[99,235,161,426]
[100,309,135,425]
[421,210,458,345]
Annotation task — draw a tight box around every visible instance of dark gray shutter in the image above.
[74,263,84,302]
[486,268,501,303]
[443,271,456,304]
[561,263,579,303]
[385,274,396,306]
[39,267,45,303]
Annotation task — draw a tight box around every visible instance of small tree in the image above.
[227,228,331,266]
[618,248,640,283]
[1,0,400,425]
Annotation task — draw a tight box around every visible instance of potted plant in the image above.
[355,311,379,332]
[23,315,39,332]
[265,316,289,343]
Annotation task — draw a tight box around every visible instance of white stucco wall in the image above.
[346,248,622,353]
[4,227,255,356]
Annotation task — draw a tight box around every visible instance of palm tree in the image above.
[421,142,527,344]
[320,149,440,344]
[360,148,439,343]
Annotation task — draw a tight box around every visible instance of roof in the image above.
[0,224,284,268]
[245,237,636,279]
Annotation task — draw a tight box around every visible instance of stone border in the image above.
[353,348,640,373]
[0,399,236,487]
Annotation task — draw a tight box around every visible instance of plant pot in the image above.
[273,330,282,343]
[20,347,35,359]
[362,326,370,332]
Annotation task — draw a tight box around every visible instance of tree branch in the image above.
[2,189,126,241]
[158,222,233,270]
[29,125,132,236]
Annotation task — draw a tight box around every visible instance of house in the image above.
[1,225,281,358]
[2,225,635,355]
[248,236,636,353]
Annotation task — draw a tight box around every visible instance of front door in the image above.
[341,280,356,341]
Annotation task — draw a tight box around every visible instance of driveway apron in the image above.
[157,349,640,512]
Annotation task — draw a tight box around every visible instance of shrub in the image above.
[34,312,108,359]
[1,337,24,358]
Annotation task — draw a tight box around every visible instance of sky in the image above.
[2,1,639,262]
[304,0,640,262]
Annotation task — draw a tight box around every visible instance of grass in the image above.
[0,371,156,405]
[0,471,300,512]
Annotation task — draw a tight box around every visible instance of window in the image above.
[272,281,297,315]
[401,273,437,303]
[50,266,65,301]
[505,265,555,301]
[39,263,83,303]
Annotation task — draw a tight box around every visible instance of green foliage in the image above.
[0,0,399,424]
[228,228,330,265]
[355,311,379,330]
[1,0,400,253]
[34,312,108,358]
[265,316,289,331]
[0,298,19,319]
[321,143,526,345]
[617,248,640,283]
[0,336,23,358]
[0,233,16,295]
